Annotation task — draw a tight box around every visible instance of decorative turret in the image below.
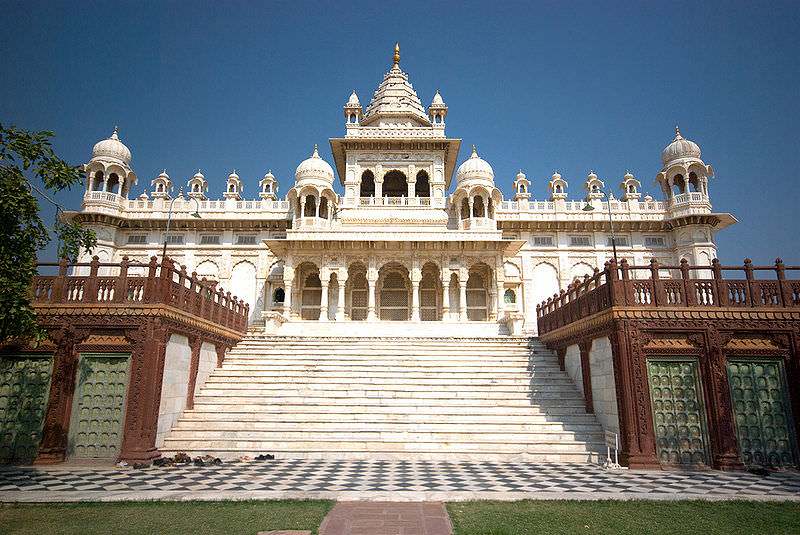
[84,126,138,198]
[619,171,641,201]
[548,170,567,201]
[344,91,363,124]
[455,146,495,188]
[150,169,173,199]
[583,170,605,200]
[428,90,447,124]
[224,170,243,200]
[260,170,278,200]
[513,170,531,201]
[655,126,713,204]
[187,169,208,200]
[451,146,502,229]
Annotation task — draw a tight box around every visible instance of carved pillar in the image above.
[336,275,345,321]
[442,278,451,321]
[459,281,467,321]
[612,324,660,469]
[215,343,227,367]
[411,281,420,321]
[283,281,292,317]
[320,280,329,320]
[578,339,594,413]
[119,318,170,463]
[34,326,89,464]
[367,277,377,321]
[185,336,204,411]
[703,328,744,470]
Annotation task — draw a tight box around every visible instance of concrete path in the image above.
[1,460,799,502]
[318,502,452,535]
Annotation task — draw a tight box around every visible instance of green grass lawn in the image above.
[0,500,335,535]
[446,500,800,535]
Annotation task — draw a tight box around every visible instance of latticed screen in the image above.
[380,272,409,321]
[349,273,368,321]
[420,287,438,321]
[301,274,322,320]
[647,358,710,466]
[727,358,797,468]
[466,274,488,321]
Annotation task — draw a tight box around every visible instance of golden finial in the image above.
[472,144,476,154]
[179,185,183,195]
[113,125,118,134]
[675,125,680,136]
[163,169,166,174]
[393,43,400,67]
[314,143,318,152]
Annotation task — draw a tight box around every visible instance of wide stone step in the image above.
[199,378,576,388]
[197,383,580,394]
[174,419,603,433]
[179,410,601,423]
[186,403,591,416]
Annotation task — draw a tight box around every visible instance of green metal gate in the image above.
[727,358,797,468]
[68,353,130,459]
[0,353,53,463]
[647,358,711,466]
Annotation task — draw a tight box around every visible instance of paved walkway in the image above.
[1,460,799,502]
[318,502,451,535]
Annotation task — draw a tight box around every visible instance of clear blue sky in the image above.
[2,0,798,266]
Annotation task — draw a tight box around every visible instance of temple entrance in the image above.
[420,263,441,321]
[300,271,322,320]
[379,265,410,320]
[466,264,490,321]
[347,263,368,321]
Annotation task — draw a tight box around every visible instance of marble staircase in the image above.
[161,336,606,462]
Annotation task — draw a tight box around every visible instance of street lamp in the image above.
[162,186,201,263]
[582,190,618,264]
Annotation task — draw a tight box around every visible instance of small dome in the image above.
[346,91,360,106]
[228,169,239,180]
[264,169,275,180]
[587,170,598,181]
[92,127,131,165]
[431,90,445,106]
[552,170,562,181]
[193,169,205,180]
[455,146,494,184]
[662,127,701,165]
[516,170,526,181]
[158,169,170,180]
[623,170,634,180]
[295,145,335,183]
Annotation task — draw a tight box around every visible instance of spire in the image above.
[674,125,683,140]
[393,42,400,67]
[313,144,319,157]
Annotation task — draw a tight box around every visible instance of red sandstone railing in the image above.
[537,258,800,334]
[31,256,249,333]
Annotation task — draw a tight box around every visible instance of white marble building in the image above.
[72,45,735,336]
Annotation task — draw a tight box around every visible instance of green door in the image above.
[0,353,53,463]
[727,358,797,468]
[647,358,711,466]
[68,353,130,459]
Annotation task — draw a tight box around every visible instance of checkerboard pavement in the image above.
[1,460,799,501]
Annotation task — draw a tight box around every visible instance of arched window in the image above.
[382,170,407,197]
[472,196,485,217]
[503,289,516,304]
[319,197,329,219]
[688,171,700,192]
[466,271,488,321]
[273,288,285,303]
[360,170,375,197]
[93,171,104,191]
[556,185,563,193]
[157,183,164,192]
[228,184,235,192]
[415,170,430,198]
[629,185,635,193]
[673,174,686,194]
[107,173,120,194]
[520,184,526,193]
[460,198,470,219]
[193,184,200,192]
[304,196,316,217]
[301,273,322,320]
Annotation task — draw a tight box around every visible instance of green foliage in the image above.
[0,123,96,344]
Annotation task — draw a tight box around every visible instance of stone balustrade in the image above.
[537,258,800,334]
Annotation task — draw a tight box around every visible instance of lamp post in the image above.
[582,190,618,264]
[162,186,201,263]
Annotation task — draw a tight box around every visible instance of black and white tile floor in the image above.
[1,460,799,502]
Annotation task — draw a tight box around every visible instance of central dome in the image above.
[92,127,131,165]
[295,145,335,184]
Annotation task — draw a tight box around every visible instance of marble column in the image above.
[411,281,420,321]
[320,281,329,320]
[367,279,377,321]
[442,279,450,321]
[283,281,292,317]
[459,281,467,321]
